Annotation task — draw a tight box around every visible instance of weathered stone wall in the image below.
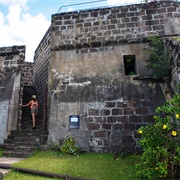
[33,28,51,108]
[51,1,180,49]
[48,43,166,153]
[0,46,25,144]
[23,62,34,86]
[33,1,180,153]
[165,37,180,93]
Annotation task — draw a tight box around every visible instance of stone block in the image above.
[167,7,176,12]
[112,124,123,130]
[81,49,88,54]
[145,20,159,26]
[124,124,135,131]
[111,8,119,13]
[128,100,138,107]
[99,10,110,16]
[102,124,111,130]
[122,18,130,23]
[94,116,106,123]
[87,117,94,122]
[126,22,135,28]
[135,11,145,16]
[87,123,100,130]
[107,13,116,19]
[153,25,164,30]
[146,9,157,15]
[129,116,142,122]
[116,116,128,123]
[124,108,134,115]
[89,109,99,116]
[5,56,13,60]
[135,108,148,115]
[100,109,110,116]
[117,13,126,18]
[80,13,89,18]
[84,22,92,27]
[64,15,71,20]
[107,25,115,30]
[117,102,127,108]
[90,12,98,17]
[90,48,98,53]
[94,131,107,138]
[127,12,135,17]
[121,7,128,13]
[107,116,117,123]
[112,108,122,115]
[105,101,116,107]
[142,15,152,20]
[111,19,118,24]
[131,16,139,22]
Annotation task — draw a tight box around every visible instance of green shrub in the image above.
[145,36,171,79]
[60,135,80,156]
[136,94,180,179]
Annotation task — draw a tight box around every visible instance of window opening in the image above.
[123,55,136,75]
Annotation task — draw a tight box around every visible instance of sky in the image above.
[0,0,144,62]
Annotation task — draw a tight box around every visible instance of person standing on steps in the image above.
[21,95,39,129]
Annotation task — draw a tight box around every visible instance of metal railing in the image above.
[57,0,180,13]
[57,0,107,13]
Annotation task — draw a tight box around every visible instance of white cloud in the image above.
[0,0,29,11]
[0,2,50,62]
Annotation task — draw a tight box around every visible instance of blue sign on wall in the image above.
[69,115,80,129]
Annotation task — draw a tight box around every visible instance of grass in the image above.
[0,148,3,157]
[3,151,141,180]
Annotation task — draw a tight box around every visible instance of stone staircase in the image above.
[2,86,48,158]
[2,129,48,158]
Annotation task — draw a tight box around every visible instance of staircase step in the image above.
[13,141,41,146]
[2,145,36,152]
[3,151,33,158]
[14,137,40,142]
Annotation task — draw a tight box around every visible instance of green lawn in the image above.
[0,149,3,157]
[3,151,141,180]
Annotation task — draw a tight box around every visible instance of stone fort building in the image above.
[0,0,180,154]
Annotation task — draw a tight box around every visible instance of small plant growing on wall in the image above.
[145,36,171,79]
[136,93,180,179]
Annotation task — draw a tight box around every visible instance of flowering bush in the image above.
[136,94,180,179]
[60,135,80,156]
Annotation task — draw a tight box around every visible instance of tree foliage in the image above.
[145,36,171,79]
